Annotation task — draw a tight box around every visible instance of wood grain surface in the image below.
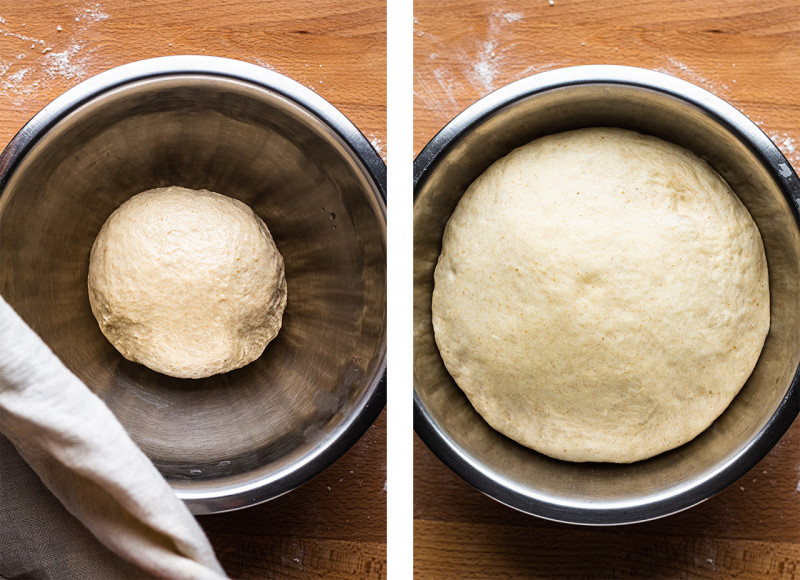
[414,1,799,578]
[0,1,386,578]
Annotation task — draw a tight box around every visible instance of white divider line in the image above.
[386,0,414,577]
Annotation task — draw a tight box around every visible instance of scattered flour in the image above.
[415,9,529,120]
[0,3,108,108]
[369,135,385,161]
[251,57,275,71]
[414,61,465,120]
[251,57,333,97]
[1,28,47,47]
[413,16,424,37]
[769,132,799,169]
[519,62,560,77]
[465,12,525,93]
[45,42,90,81]
[431,67,463,109]
[498,12,522,23]
[470,41,500,93]
[6,68,28,83]
[656,57,726,95]
[656,58,800,170]
[79,2,109,24]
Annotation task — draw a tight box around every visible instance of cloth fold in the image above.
[0,295,228,580]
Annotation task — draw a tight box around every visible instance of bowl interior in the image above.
[414,75,800,522]
[0,73,386,511]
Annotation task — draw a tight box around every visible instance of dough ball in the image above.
[88,186,287,379]
[432,128,769,463]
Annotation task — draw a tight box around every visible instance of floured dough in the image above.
[432,128,769,463]
[88,186,287,379]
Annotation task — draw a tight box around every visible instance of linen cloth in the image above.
[0,295,228,579]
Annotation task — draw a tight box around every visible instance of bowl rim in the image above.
[0,55,387,514]
[413,64,800,525]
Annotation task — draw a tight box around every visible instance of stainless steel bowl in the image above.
[414,65,800,525]
[0,56,386,514]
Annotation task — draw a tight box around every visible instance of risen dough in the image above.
[432,128,769,463]
[88,186,287,379]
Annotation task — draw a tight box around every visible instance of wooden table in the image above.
[414,1,799,578]
[0,1,386,578]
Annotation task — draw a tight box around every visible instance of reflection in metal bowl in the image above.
[0,56,386,515]
[414,65,800,525]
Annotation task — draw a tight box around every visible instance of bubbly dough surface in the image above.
[88,186,287,379]
[432,128,769,463]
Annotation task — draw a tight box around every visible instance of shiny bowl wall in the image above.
[414,65,800,525]
[0,56,386,514]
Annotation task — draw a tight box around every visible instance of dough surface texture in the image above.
[432,128,769,463]
[88,186,287,379]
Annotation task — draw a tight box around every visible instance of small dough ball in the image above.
[432,128,769,463]
[88,186,287,379]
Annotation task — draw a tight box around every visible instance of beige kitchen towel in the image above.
[1,432,161,578]
[0,295,228,580]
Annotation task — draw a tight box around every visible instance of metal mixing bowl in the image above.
[0,56,386,514]
[414,65,800,525]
